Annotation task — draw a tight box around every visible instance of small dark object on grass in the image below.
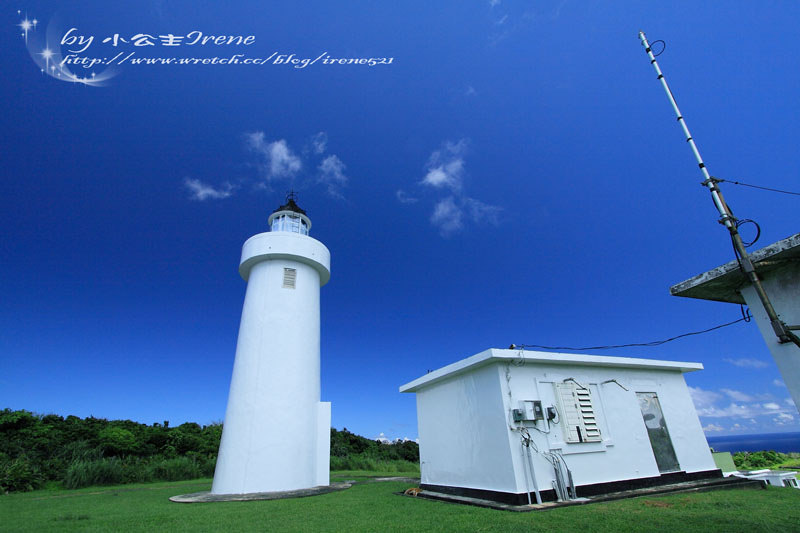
[644,500,672,508]
[54,514,90,521]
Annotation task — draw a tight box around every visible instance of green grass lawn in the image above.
[2,473,799,532]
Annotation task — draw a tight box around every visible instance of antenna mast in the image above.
[638,31,800,348]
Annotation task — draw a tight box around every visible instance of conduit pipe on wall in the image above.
[519,428,542,505]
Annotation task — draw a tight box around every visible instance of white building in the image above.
[671,232,800,413]
[732,469,799,489]
[212,195,331,495]
[400,348,720,504]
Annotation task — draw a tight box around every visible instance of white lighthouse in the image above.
[212,194,331,495]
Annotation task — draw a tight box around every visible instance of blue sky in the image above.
[2,1,799,440]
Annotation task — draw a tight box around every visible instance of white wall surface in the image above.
[316,402,331,487]
[416,364,519,493]
[239,231,330,284]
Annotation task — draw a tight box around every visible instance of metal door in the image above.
[636,392,680,473]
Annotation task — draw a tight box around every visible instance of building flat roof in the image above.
[399,348,703,393]
[670,233,800,304]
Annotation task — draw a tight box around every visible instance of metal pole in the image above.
[519,441,532,505]
[638,31,800,348]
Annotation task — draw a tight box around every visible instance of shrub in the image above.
[64,458,125,489]
[329,455,419,473]
[62,454,216,489]
[0,456,45,493]
[732,450,788,470]
[146,456,202,482]
[99,427,140,456]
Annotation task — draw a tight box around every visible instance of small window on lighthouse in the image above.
[282,268,297,289]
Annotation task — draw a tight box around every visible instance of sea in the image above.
[706,432,800,454]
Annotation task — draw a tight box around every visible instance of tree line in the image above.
[732,450,800,470]
[0,409,418,493]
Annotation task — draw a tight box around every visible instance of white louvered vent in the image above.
[555,382,602,443]
[282,268,297,289]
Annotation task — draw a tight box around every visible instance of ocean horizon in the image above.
[706,432,800,454]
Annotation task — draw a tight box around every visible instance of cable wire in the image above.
[716,178,800,197]
[735,218,761,247]
[649,39,665,56]
[512,312,751,351]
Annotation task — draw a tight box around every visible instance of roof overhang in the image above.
[399,348,703,393]
[670,232,800,304]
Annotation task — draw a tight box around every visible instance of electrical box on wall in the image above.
[514,400,544,422]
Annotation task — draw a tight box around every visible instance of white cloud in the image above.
[415,139,502,237]
[184,178,234,201]
[489,0,500,6]
[422,166,458,191]
[690,385,797,423]
[396,189,418,204]
[775,413,795,425]
[719,388,773,403]
[720,388,754,402]
[465,85,477,96]
[702,423,725,433]
[245,130,351,198]
[787,397,797,407]
[267,140,302,178]
[421,141,467,193]
[689,386,722,409]
[774,379,787,387]
[245,131,267,152]
[245,132,302,180]
[428,195,503,237]
[723,357,769,369]
[375,433,420,444]
[464,197,502,224]
[310,132,328,154]
[318,154,348,198]
[695,402,760,419]
[431,197,464,237]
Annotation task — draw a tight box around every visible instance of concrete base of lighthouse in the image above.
[170,481,352,503]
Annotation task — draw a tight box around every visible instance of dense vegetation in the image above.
[732,450,800,470]
[0,409,418,494]
[330,427,419,472]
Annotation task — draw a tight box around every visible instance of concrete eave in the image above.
[670,232,800,304]
[399,348,703,393]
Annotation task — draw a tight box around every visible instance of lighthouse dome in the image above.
[267,192,311,235]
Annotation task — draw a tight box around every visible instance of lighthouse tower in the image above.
[212,194,331,494]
